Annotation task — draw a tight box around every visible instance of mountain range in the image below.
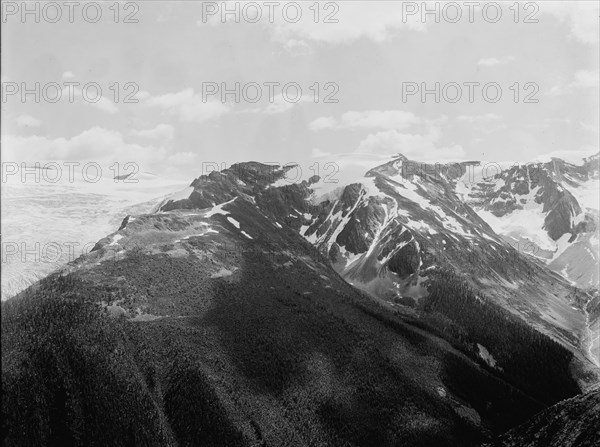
[455,154,599,290]
[2,153,599,446]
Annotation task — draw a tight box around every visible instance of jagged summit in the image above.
[362,151,597,289]
[157,162,318,213]
[449,154,598,289]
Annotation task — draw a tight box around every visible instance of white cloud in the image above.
[547,70,599,96]
[202,1,426,45]
[540,2,600,44]
[356,123,465,161]
[137,90,151,100]
[235,107,263,114]
[456,114,501,123]
[130,124,175,140]
[529,118,573,130]
[270,2,426,45]
[167,151,198,166]
[62,71,75,79]
[310,152,397,186]
[477,57,514,66]
[282,38,312,55]
[1,127,167,170]
[570,70,600,89]
[91,97,119,114]
[16,114,42,127]
[264,93,311,114]
[144,89,230,123]
[310,110,419,131]
[311,148,331,158]
[61,86,118,114]
[231,93,310,115]
[547,85,562,97]
[341,110,419,130]
[477,58,501,67]
[530,149,599,164]
[309,116,337,131]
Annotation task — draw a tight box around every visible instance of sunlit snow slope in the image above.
[454,153,599,290]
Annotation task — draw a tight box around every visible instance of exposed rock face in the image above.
[462,162,582,240]
[488,389,600,447]
[336,196,387,254]
[285,157,595,368]
[161,162,301,211]
[453,154,599,289]
[387,242,420,277]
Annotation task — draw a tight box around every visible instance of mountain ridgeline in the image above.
[2,155,599,446]
[456,153,599,289]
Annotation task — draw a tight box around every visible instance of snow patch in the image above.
[227,217,241,229]
[205,197,236,217]
[108,234,123,246]
[175,228,218,242]
[210,267,235,278]
[477,343,498,368]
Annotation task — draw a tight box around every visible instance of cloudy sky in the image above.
[1,1,599,183]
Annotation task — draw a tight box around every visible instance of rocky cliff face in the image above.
[454,154,599,289]
[488,389,600,447]
[262,157,595,372]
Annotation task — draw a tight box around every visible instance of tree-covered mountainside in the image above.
[486,388,600,447]
[0,259,578,446]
